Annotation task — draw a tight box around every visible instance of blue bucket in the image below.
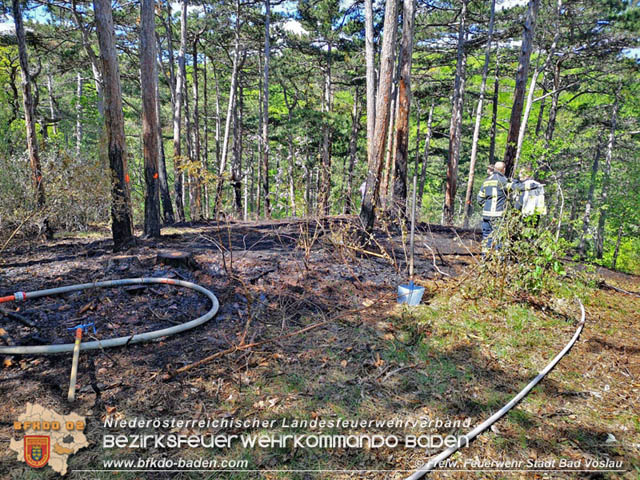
[397,284,425,306]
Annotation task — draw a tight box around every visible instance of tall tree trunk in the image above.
[12,0,51,238]
[611,224,623,270]
[140,0,161,237]
[46,70,57,136]
[503,0,540,177]
[172,0,187,222]
[345,88,361,214]
[203,53,209,218]
[184,68,194,217]
[163,0,176,106]
[595,90,619,259]
[232,87,244,216]
[514,0,561,173]
[359,0,399,235]
[380,92,396,208]
[489,51,500,165]
[215,5,244,214]
[413,98,420,178]
[211,59,222,184]
[417,101,434,213]
[94,0,135,251]
[249,151,255,217]
[155,48,175,224]
[191,38,202,220]
[318,48,332,216]
[261,0,272,218]
[542,58,562,169]
[443,0,468,225]
[256,53,263,216]
[281,79,297,217]
[364,0,376,167]
[534,81,547,137]
[578,142,601,257]
[71,0,104,117]
[462,0,496,228]
[318,49,332,215]
[392,0,416,220]
[76,71,83,156]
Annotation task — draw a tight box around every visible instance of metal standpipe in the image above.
[0,278,219,355]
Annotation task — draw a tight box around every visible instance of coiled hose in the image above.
[0,277,219,355]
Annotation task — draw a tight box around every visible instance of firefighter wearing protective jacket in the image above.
[477,161,520,252]
[515,168,547,227]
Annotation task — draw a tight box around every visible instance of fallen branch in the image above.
[0,207,44,256]
[600,281,640,298]
[0,307,36,327]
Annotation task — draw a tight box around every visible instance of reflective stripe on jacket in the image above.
[477,172,517,218]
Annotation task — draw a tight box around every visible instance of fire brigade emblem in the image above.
[24,435,50,468]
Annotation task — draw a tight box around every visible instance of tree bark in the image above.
[359,0,399,235]
[191,38,202,220]
[202,53,209,218]
[93,0,135,251]
[75,71,83,156]
[318,48,333,216]
[155,41,175,224]
[611,224,623,270]
[345,88,361,214]
[261,0,272,218]
[140,0,161,237]
[215,5,244,214]
[232,86,244,216]
[183,65,193,216]
[172,0,187,221]
[578,142,601,257]
[364,0,376,167]
[417,101,434,213]
[211,59,222,186]
[380,92,396,208]
[542,58,562,166]
[281,78,298,217]
[163,0,176,107]
[489,51,500,165]
[462,0,495,228]
[46,69,57,136]
[513,0,561,174]
[443,0,468,225]
[595,90,619,259]
[12,0,51,237]
[503,0,540,177]
[392,0,416,220]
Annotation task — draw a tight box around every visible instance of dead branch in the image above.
[422,242,451,277]
[164,292,395,380]
[0,307,36,327]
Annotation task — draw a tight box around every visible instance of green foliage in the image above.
[474,212,570,297]
[0,146,110,240]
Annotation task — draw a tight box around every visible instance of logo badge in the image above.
[24,436,50,468]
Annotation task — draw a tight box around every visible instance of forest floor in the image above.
[0,216,638,479]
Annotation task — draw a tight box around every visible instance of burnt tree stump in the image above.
[156,251,198,270]
[106,255,143,271]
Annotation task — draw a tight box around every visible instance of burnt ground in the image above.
[0,216,638,479]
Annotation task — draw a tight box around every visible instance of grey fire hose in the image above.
[0,278,219,355]
[404,299,586,479]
